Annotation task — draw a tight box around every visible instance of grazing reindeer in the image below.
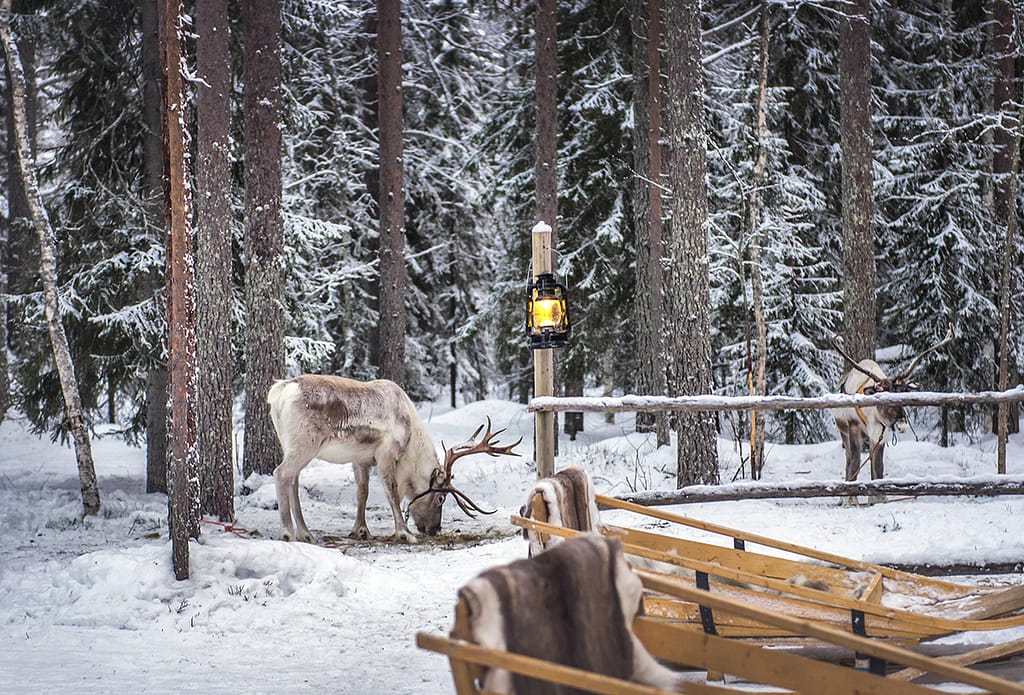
[832,326,954,481]
[267,375,519,543]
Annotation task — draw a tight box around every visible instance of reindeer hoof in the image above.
[394,531,418,544]
[296,530,316,544]
[280,529,294,541]
[348,527,371,541]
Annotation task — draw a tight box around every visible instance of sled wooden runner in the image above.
[512,514,1024,639]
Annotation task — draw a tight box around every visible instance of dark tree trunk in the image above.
[631,0,669,446]
[535,0,558,243]
[158,0,200,580]
[241,0,285,477]
[141,0,168,494]
[839,0,876,363]
[196,0,235,519]
[991,0,1020,467]
[376,0,407,386]
[534,0,561,453]
[662,0,718,486]
[1,0,100,515]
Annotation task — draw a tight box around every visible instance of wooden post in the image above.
[532,221,555,478]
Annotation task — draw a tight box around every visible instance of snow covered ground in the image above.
[1,398,1023,693]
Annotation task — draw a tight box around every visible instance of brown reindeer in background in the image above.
[832,326,954,481]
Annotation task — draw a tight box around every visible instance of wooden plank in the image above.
[959,584,1024,620]
[635,618,936,694]
[636,571,1024,694]
[861,572,885,603]
[449,598,482,693]
[641,593,929,640]
[890,638,1024,682]
[606,523,862,595]
[596,493,1005,596]
[514,515,1024,636]
[415,632,747,695]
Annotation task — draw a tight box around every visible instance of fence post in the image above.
[532,222,555,478]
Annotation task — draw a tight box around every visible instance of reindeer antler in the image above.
[437,417,522,518]
[830,334,887,383]
[894,322,955,381]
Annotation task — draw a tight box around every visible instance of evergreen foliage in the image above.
[2,0,1022,467]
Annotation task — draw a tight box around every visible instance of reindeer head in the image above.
[407,418,521,536]
[831,324,955,434]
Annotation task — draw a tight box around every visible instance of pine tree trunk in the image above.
[376,0,408,386]
[839,0,876,362]
[747,4,771,480]
[141,0,168,494]
[631,0,669,447]
[991,0,1019,470]
[242,0,285,478]
[534,0,561,456]
[158,0,200,580]
[196,0,235,520]
[1,1,100,515]
[535,0,558,243]
[662,0,718,487]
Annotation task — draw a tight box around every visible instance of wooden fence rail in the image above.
[528,386,1024,414]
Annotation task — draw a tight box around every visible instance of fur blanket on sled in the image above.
[458,533,682,695]
[520,466,601,556]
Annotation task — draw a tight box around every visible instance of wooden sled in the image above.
[418,590,1024,694]
[514,493,1024,641]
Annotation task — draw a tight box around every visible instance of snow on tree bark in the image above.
[158,0,200,580]
[839,0,876,363]
[746,3,771,480]
[661,0,718,487]
[0,0,101,516]
[376,0,408,386]
[991,0,1020,462]
[196,0,235,520]
[242,0,285,477]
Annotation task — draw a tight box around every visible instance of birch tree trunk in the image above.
[839,0,876,363]
[0,0,100,516]
[242,0,285,477]
[662,0,718,487]
[0,30,31,424]
[196,0,235,520]
[376,0,408,386]
[746,4,771,480]
[158,0,200,580]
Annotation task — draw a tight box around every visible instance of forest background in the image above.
[1,0,1023,533]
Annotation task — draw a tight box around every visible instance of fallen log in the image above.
[611,475,1024,506]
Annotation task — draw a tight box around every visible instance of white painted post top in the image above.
[532,221,552,235]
